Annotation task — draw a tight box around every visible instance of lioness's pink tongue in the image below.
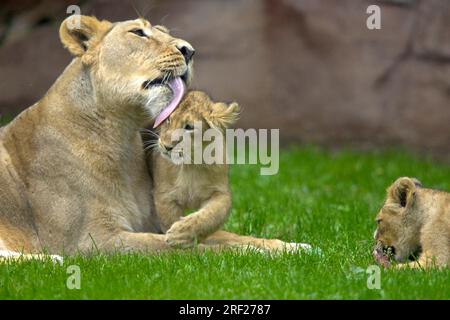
[153,77,185,128]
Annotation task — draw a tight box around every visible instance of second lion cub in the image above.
[149,91,239,248]
[373,177,450,269]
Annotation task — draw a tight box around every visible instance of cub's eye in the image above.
[129,29,147,38]
[184,124,194,131]
[376,219,382,225]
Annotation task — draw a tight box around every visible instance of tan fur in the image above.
[0,16,310,258]
[374,177,450,269]
[150,91,312,252]
[151,91,237,247]
[0,16,195,256]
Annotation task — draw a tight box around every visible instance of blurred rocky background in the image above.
[0,0,449,158]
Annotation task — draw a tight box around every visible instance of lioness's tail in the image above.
[0,250,63,265]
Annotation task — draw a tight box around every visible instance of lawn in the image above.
[0,146,449,299]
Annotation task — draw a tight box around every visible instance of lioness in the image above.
[373,177,450,269]
[0,15,307,260]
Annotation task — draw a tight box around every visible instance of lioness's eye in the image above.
[129,29,147,38]
[184,124,194,131]
[376,219,382,225]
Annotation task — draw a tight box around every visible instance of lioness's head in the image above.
[59,15,194,124]
[373,177,423,264]
[155,91,240,164]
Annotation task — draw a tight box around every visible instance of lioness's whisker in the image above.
[161,72,168,85]
[162,71,173,85]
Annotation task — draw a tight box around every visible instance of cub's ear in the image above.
[205,102,240,131]
[59,15,111,57]
[387,177,421,208]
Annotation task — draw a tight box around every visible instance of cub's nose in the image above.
[177,44,195,64]
[164,144,174,152]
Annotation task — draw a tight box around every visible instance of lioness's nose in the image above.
[177,44,195,64]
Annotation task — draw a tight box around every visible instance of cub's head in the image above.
[59,15,194,123]
[373,177,423,265]
[155,91,240,164]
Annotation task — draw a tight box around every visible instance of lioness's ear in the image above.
[387,177,421,208]
[59,15,111,57]
[205,102,240,131]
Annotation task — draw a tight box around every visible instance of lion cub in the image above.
[373,177,450,269]
[149,91,239,248]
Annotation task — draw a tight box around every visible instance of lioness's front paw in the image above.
[49,254,64,266]
[275,241,314,253]
[285,242,313,253]
[165,220,197,248]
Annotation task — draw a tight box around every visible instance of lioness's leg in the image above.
[92,231,245,254]
[89,231,171,253]
[202,230,311,252]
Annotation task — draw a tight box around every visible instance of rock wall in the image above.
[0,0,449,157]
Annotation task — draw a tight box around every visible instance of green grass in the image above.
[1,146,449,299]
[0,114,14,126]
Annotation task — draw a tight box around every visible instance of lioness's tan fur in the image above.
[374,177,450,269]
[0,15,194,257]
[0,16,309,260]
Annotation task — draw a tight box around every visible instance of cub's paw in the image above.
[165,219,198,248]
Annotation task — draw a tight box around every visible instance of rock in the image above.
[0,0,449,158]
